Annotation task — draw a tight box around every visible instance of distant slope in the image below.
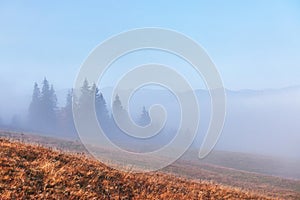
[184,150,300,179]
[164,160,300,200]
[0,138,273,200]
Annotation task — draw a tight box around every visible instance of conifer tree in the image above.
[92,84,110,131]
[112,94,127,130]
[79,78,92,110]
[139,106,151,127]
[40,78,57,132]
[28,82,41,129]
[61,89,77,136]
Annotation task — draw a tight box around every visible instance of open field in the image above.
[0,137,275,199]
[1,130,300,199]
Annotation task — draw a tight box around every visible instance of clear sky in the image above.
[1,1,300,95]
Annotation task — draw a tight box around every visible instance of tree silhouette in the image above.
[40,78,57,132]
[112,94,128,133]
[50,85,57,110]
[66,89,73,110]
[112,94,126,118]
[75,81,113,137]
[28,82,41,129]
[60,89,77,137]
[138,106,151,127]
[92,84,110,131]
[28,78,58,134]
[79,78,91,108]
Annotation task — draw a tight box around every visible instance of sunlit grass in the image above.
[0,138,274,199]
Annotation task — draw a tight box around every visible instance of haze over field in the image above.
[1,86,300,160]
[0,1,300,199]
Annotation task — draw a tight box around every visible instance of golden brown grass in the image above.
[0,138,275,199]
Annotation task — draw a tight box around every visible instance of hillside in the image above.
[0,138,274,200]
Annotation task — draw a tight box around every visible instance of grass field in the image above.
[0,137,275,199]
[1,130,300,199]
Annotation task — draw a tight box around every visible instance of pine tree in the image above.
[40,78,51,117]
[28,82,41,129]
[81,79,91,98]
[112,94,127,130]
[112,94,124,116]
[139,106,151,127]
[50,85,57,111]
[96,92,110,120]
[61,89,77,137]
[79,78,92,110]
[66,89,73,111]
[93,84,110,131]
[40,78,57,133]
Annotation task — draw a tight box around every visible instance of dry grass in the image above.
[0,138,275,200]
[164,160,300,200]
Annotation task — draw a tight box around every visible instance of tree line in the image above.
[21,78,150,138]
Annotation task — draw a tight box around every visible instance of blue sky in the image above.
[1,1,300,95]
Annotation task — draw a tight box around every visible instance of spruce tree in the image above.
[61,89,76,136]
[79,78,91,110]
[92,84,110,131]
[50,85,57,111]
[112,94,128,131]
[28,82,41,129]
[40,78,57,133]
[139,106,151,127]
[66,89,73,111]
[112,94,124,116]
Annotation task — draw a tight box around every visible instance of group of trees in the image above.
[28,79,58,133]
[25,78,151,138]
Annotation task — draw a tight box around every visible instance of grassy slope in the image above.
[0,138,273,200]
[164,161,300,200]
[167,151,300,199]
[1,131,300,199]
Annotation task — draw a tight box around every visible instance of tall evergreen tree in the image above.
[65,89,73,111]
[79,78,92,110]
[92,84,110,131]
[60,89,77,137]
[28,82,41,129]
[50,85,57,111]
[81,79,91,98]
[40,78,57,133]
[138,106,151,127]
[112,94,128,131]
[96,92,110,121]
[112,94,124,116]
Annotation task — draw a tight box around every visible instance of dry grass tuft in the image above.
[0,138,275,199]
